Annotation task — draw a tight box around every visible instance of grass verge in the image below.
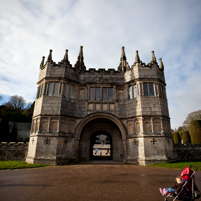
[0,161,48,170]
[149,161,201,171]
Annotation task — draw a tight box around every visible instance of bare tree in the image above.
[5,95,25,110]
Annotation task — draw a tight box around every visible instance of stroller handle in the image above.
[190,165,198,172]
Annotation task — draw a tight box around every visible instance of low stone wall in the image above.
[0,142,28,161]
[0,142,200,162]
[174,144,201,161]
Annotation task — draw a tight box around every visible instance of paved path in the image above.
[0,164,201,201]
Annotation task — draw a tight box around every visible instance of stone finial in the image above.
[118,46,130,72]
[121,46,126,61]
[135,50,140,63]
[159,58,164,70]
[40,56,45,69]
[79,46,83,57]
[47,49,53,62]
[63,49,69,62]
[74,46,86,71]
[151,50,157,63]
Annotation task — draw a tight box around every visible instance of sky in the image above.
[0,0,201,129]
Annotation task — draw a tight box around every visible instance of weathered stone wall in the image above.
[40,96,62,116]
[0,142,28,161]
[33,97,43,116]
[174,145,201,161]
[1,142,201,162]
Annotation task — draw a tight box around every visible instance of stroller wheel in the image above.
[164,194,173,201]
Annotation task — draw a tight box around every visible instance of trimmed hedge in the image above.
[179,131,191,144]
[190,120,201,145]
[172,131,180,144]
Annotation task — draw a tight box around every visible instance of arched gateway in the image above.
[76,113,127,162]
[26,46,174,166]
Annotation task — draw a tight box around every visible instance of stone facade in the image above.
[26,46,174,165]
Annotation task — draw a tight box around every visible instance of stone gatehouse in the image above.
[26,46,174,165]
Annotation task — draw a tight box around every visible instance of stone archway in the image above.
[75,113,127,140]
[76,113,127,162]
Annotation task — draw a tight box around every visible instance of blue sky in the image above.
[0,0,201,129]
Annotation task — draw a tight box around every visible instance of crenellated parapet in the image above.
[39,46,164,73]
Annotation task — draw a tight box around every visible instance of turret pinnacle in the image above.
[62,49,69,62]
[40,56,45,69]
[135,50,141,63]
[151,50,157,63]
[159,58,164,70]
[79,46,83,58]
[47,49,53,62]
[74,46,86,71]
[131,50,141,67]
[118,46,130,72]
[121,46,126,60]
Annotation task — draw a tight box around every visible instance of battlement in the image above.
[39,46,164,73]
[37,47,165,87]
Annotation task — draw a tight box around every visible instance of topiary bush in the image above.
[190,120,201,145]
[179,131,191,144]
[172,131,181,144]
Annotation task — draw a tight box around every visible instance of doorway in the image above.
[78,116,124,162]
[90,131,112,160]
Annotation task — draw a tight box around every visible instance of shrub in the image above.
[179,131,191,144]
[172,131,180,144]
[190,120,201,145]
[6,111,31,122]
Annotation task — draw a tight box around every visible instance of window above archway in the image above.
[89,87,113,101]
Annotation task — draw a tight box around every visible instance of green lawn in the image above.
[149,161,201,171]
[0,161,48,170]
[1,161,201,171]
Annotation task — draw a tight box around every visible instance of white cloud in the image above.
[0,0,201,128]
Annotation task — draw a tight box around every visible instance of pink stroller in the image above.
[164,165,200,201]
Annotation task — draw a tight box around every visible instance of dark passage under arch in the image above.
[90,131,113,160]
